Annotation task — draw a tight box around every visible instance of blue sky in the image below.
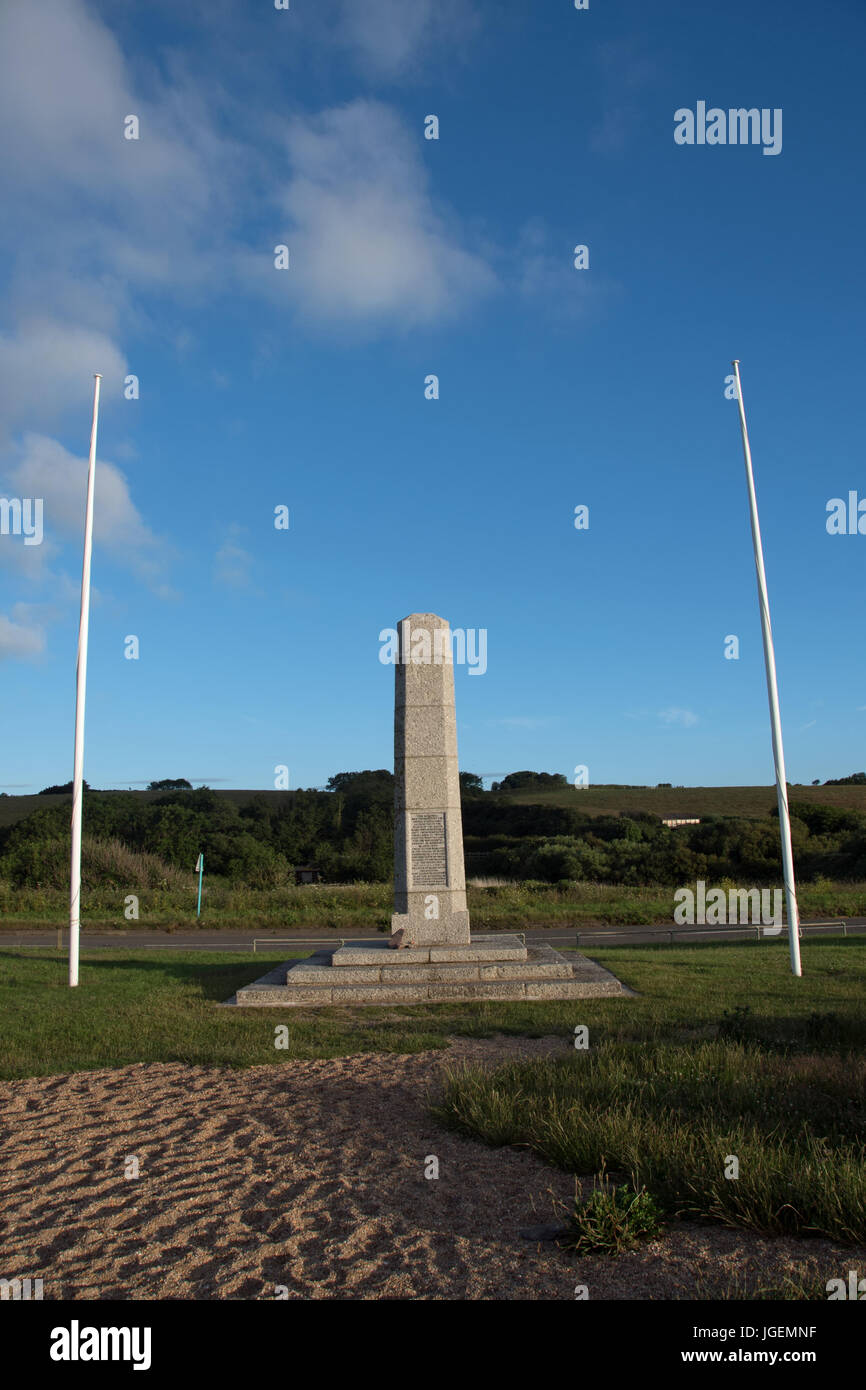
[1,0,864,793]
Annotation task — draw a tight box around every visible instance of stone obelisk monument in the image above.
[390,613,470,946]
[233,610,628,1006]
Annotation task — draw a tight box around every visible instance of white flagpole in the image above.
[69,373,102,988]
[732,359,802,977]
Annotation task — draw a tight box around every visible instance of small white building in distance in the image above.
[662,818,701,828]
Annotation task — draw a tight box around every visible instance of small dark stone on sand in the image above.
[519,1224,570,1243]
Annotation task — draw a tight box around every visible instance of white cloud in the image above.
[658,707,699,728]
[0,0,569,453]
[277,100,497,327]
[0,0,244,436]
[334,0,480,80]
[0,0,496,443]
[0,319,127,442]
[214,526,254,589]
[0,606,46,661]
[0,0,214,216]
[6,433,169,589]
[492,716,552,729]
[0,522,61,585]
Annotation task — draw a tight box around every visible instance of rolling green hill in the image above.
[503,784,866,819]
[3,782,866,832]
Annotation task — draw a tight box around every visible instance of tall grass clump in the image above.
[433,1034,866,1244]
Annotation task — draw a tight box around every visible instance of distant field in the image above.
[0,787,292,830]
[2,783,866,831]
[505,783,866,819]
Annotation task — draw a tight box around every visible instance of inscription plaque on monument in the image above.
[411,812,448,886]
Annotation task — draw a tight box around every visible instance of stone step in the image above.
[231,953,627,1008]
[288,943,571,986]
[331,933,528,967]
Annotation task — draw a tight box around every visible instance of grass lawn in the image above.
[2,937,864,1249]
[0,945,611,1078]
[0,935,862,1076]
[433,938,866,1245]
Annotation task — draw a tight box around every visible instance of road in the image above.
[2,920,863,952]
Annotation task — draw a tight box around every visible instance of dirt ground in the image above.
[0,1035,859,1300]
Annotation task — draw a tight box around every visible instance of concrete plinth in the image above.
[229,939,629,1008]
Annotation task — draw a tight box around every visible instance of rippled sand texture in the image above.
[1,1036,860,1300]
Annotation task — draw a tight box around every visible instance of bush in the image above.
[220,834,289,888]
[786,802,865,836]
[0,835,189,891]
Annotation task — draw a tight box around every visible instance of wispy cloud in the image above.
[214,525,254,589]
[332,0,481,80]
[0,605,47,661]
[272,100,496,330]
[0,0,248,439]
[511,218,622,323]
[0,320,127,444]
[658,707,699,728]
[590,38,658,155]
[4,432,173,594]
[491,715,553,730]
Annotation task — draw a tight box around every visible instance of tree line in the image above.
[2,771,866,888]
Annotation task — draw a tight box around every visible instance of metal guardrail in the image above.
[255,925,853,953]
[253,936,348,954]
[253,930,528,953]
[573,920,849,946]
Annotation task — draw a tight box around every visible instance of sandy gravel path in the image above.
[0,1035,859,1300]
